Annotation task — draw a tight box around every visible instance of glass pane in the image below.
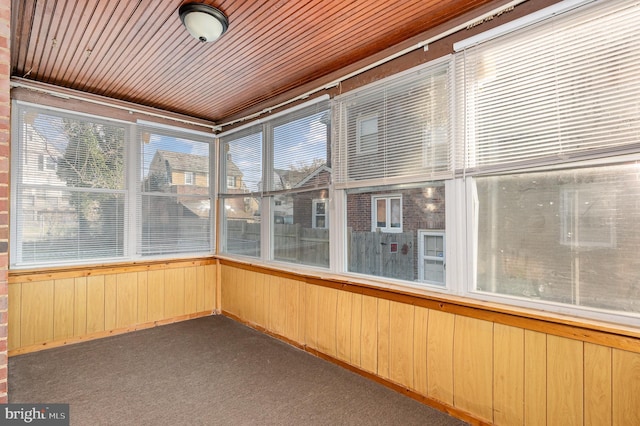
[273,191,330,268]
[347,183,445,283]
[390,198,401,228]
[474,163,640,314]
[376,199,386,228]
[17,189,125,263]
[222,130,262,194]
[140,194,210,255]
[223,196,261,257]
[423,259,444,284]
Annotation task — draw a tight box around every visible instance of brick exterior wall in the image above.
[0,0,9,403]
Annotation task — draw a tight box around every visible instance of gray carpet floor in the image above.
[9,315,467,426]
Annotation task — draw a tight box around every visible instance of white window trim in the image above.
[312,198,329,229]
[184,171,195,185]
[418,230,446,286]
[371,194,402,233]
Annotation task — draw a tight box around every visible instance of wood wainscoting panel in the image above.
[493,323,524,426]
[8,283,21,350]
[453,315,493,422]
[336,290,353,363]
[316,285,337,358]
[612,349,640,426]
[584,343,612,426]
[426,309,455,405]
[73,277,88,337]
[412,305,429,396]
[116,272,138,328]
[389,300,414,389]
[53,278,75,341]
[9,259,217,355]
[377,298,390,380]
[86,275,106,335]
[524,330,546,426]
[350,293,363,369]
[20,280,54,346]
[360,294,378,375]
[547,335,583,426]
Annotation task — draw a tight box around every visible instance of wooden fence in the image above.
[349,230,415,281]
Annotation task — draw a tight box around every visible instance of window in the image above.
[418,231,445,286]
[356,114,378,155]
[372,195,402,232]
[347,184,445,283]
[139,126,212,256]
[219,99,330,267]
[11,102,214,268]
[219,126,262,258]
[12,104,126,266]
[312,199,328,229]
[334,59,452,188]
[458,0,640,320]
[184,171,195,185]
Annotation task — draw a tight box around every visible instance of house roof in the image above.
[157,150,209,174]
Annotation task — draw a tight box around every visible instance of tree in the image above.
[56,119,125,239]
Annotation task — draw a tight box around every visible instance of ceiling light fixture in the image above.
[179,3,229,43]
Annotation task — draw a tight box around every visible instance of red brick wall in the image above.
[0,0,9,403]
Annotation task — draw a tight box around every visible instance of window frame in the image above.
[417,230,446,286]
[312,198,328,229]
[371,194,402,233]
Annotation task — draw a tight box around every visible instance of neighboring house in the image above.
[148,150,210,197]
[19,121,74,241]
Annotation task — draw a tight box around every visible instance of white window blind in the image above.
[456,0,640,174]
[219,126,262,194]
[139,126,212,256]
[334,59,452,189]
[12,104,127,265]
[271,100,330,193]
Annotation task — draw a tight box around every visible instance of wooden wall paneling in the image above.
[8,284,21,350]
[377,298,390,380]
[104,275,117,331]
[612,349,640,426]
[235,268,247,320]
[137,271,148,324]
[389,300,414,388]
[220,264,235,315]
[183,266,198,315]
[73,277,87,337]
[147,270,165,322]
[493,324,524,426]
[453,315,493,422]
[253,272,268,329]
[350,293,363,368]
[268,275,285,335]
[86,276,105,334]
[53,278,75,340]
[316,285,337,357]
[426,309,455,405]
[524,330,546,426]
[303,282,318,350]
[283,278,299,342]
[196,264,207,312]
[244,269,257,325]
[336,289,352,363]
[203,264,216,311]
[164,268,185,318]
[360,294,378,374]
[547,335,583,426]
[412,305,429,396]
[584,343,612,426]
[116,272,138,328]
[20,280,54,346]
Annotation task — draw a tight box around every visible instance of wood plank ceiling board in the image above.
[11,0,499,123]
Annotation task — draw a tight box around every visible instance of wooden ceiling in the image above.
[11,0,499,125]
